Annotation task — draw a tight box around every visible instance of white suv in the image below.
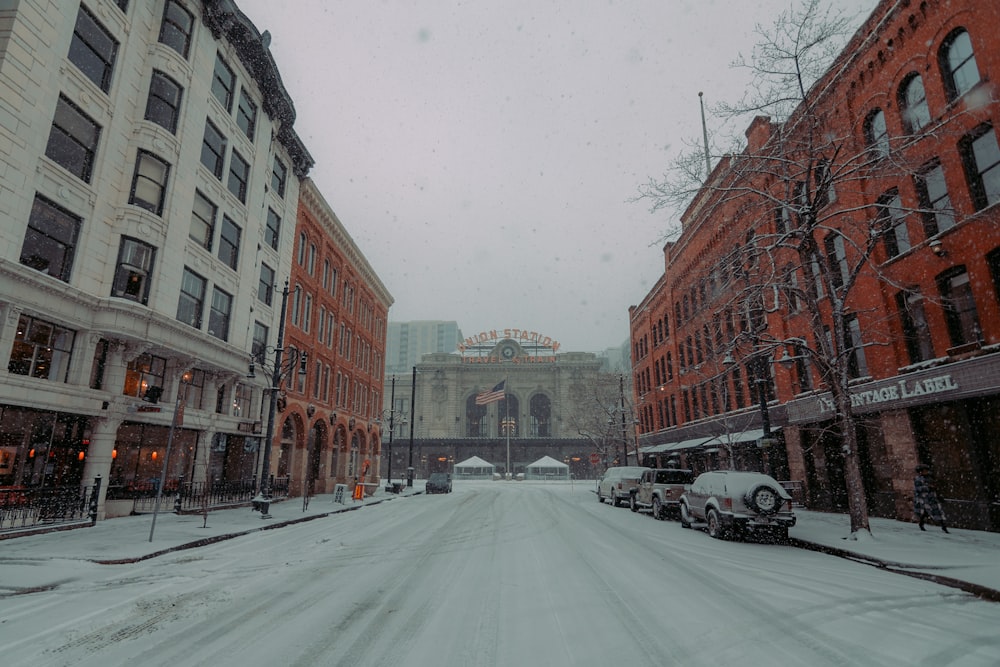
[596,466,647,507]
[679,471,796,541]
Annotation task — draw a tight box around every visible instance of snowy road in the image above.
[3,482,999,666]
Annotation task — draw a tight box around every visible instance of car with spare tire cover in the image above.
[679,470,795,540]
[596,466,647,507]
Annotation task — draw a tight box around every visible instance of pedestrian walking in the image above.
[914,463,949,533]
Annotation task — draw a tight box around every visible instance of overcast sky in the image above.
[237,0,876,353]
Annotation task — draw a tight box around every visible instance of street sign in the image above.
[589,453,600,465]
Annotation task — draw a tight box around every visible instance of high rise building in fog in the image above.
[386,321,463,374]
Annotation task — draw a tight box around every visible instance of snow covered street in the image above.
[2,481,999,666]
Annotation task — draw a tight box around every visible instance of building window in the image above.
[46,95,100,183]
[303,293,312,333]
[232,383,250,416]
[208,287,232,341]
[236,88,256,139]
[845,316,868,379]
[824,233,849,290]
[937,267,982,348]
[265,208,281,251]
[144,70,182,133]
[129,150,170,215]
[252,321,269,362]
[158,0,193,58]
[271,157,287,198]
[308,244,316,275]
[181,368,205,410]
[895,289,934,364]
[190,190,216,250]
[258,262,274,306]
[8,314,75,382]
[68,5,118,92]
[177,267,206,328]
[988,247,1000,307]
[112,237,155,304]
[20,195,81,282]
[219,216,241,270]
[201,120,226,179]
[898,73,930,134]
[292,285,302,327]
[864,108,889,159]
[915,160,955,237]
[227,151,249,203]
[211,53,235,111]
[876,190,910,259]
[123,353,166,401]
[939,28,980,102]
[297,232,307,265]
[959,124,1000,211]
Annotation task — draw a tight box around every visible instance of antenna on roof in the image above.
[699,92,712,180]
[261,30,271,49]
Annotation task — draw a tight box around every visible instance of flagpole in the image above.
[505,375,511,478]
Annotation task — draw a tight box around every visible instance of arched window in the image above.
[529,394,551,437]
[465,394,487,437]
[939,28,980,101]
[496,394,519,437]
[864,108,889,159]
[898,73,930,133]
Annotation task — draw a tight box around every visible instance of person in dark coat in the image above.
[914,464,948,533]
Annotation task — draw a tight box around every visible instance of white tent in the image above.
[524,455,570,480]
[454,456,496,479]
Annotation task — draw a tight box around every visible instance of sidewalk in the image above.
[1,488,998,602]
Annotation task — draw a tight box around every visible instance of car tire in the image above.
[629,494,638,512]
[745,484,782,515]
[612,493,621,507]
[652,497,664,520]
[679,502,693,528]
[706,508,727,540]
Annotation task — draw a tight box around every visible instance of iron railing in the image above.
[127,475,290,514]
[0,480,100,533]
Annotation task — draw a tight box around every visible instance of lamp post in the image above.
[379,375,407,491]
[407,365,416,486]
[248,280,306,517]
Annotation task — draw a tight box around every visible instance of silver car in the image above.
[596,466,647,507]
[679,471,796,541]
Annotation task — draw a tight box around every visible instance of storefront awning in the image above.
[700,428,781,449]
[642,436,714,454]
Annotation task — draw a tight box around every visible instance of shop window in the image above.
[20,195,81,282]
[112,236,155,304]
[181,368,205,410]
[232,383,250,417]
[69,5,118,92]
[46,95,100,183]
[123,352,166,401]
[158,0,193,58]
[8,314,75,381]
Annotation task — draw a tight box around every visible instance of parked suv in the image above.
[630,468,694,519]
[425,472,452,494]
[679,471,796,540]
[596,466,647,507]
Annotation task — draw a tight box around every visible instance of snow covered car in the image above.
[425,472,452,494]
[596,466,647,507]
[679,471,795,540]
[629,468,694,519]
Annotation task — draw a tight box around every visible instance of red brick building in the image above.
[259,178,392,496]
[630,0,1000,530]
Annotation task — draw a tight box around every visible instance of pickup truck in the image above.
[629,468,694,520]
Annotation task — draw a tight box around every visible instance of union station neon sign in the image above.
[458,328,561,354]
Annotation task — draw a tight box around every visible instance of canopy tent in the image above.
[454,456,496,479]
[524,455,570,480]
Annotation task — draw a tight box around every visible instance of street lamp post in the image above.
[379,375,408,491]
[407,365,416,486]
[248,280,306,517]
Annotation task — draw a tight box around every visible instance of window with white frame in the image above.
[46,95,101,183]
[158,0,193,58]
[20,195,81,282]
[69,5,118,93]
[112,236,155,304]
[8,314,75,382]
[129,150,170,215]
[208,286,232,341]
[190,190,216,250]
[211,53,235,111]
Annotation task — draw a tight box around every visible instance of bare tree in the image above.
[565,372,637,468]
[633,0,974,537]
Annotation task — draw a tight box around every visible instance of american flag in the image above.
[475,380,506,405]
